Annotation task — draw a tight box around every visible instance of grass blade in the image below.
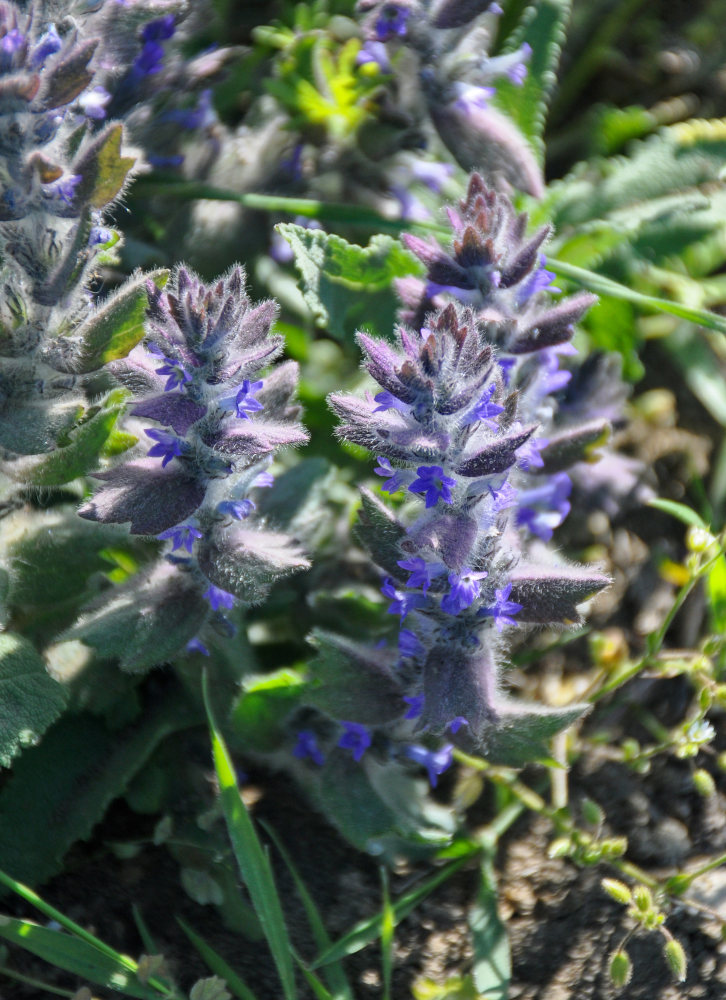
[311,851,478,970]
[177,918,259,1000]
[647,498,708,530]
[469,858,510,1000]
[0,917,164,1000]
[0,869,174,998]
[260,821,353,1000]
[202,673,297,1000]
[294,956,336,1000]
[550,257,726,335]
[380,869,394,1000]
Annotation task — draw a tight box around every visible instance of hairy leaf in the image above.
[0,633,67,769]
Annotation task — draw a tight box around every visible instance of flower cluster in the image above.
[302,177,610,782]
[357,0,541,196]
[79,266,310,648]
[0,2,140,470]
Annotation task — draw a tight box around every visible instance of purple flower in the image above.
[293,730,325,766]
[516,472,572,541]
[153,354,193,392]
[374,456,406,494]
[134,40,165,76]
[157,523,202,553]
[409,465,456,508]
[516,436,547,471]
[144,428,187,467]
[397,557,444,595]
[462,384,504,429]
[453,82,496,116]
[357,39,391,72]
[373,390,409,413]
[381,578,426,619]
[449,716,469,734]
[441,568,488,615]
[538,345,576,397]
[217,499,256,520]
[148,154,185,169]
[375,4,410,40]
[399,629,424,659]
[221,379,264,419]
[1,28,24,68]
[186,637,210,656]
[44,174,82,205]
[88,226,114,247]
[517,256,559,304]
[410,160,455,192]
[403,694,424,719]
[338,721,372,762]
[78,86,111,120]
[479,583,522,631]
[252,472,275,488]
[405,743,454,788]
[164,89,216,130]
[141,15,176,42]
[507,43,531,85]
[203,585,235,611]
[498,357,516,386]
[30,25,61,67]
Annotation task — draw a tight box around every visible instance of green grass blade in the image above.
[0,869,174,998]
[469,858,510,1000]
[176,918,259,1000]
[0,917,165,1000]
[294,956,336,1000]
[647,499,708,530]
[550,258,726,335]
[260,821,353,1000]
[380,869,394,1000]
[0,964,78,998]
[202,673,297,1000]
[132,905,161,956]
[311,852,477,969]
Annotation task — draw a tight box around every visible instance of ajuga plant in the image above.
[75,265,310,666]
[297,174,612,786]
[0,2,309,883]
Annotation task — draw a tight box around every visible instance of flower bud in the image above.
[663,937,687,982]
[609,950,632,988]
[601,878,632,905]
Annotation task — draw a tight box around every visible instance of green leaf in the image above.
[0,633,67,768]
[469,859,510,999]
[482,704,586,767]
[80,123,137,210]
[492,0,572,163]
[0,695,193,883]
[178,919,260,1000]
[647,498,708,530]
[580,295,642,381]
[203,674,297,1000]
[0,917,163,999]
[67,269,169,372]
[231,669,308,752]
[278,224,422,341]
[312,852,477,970]
[7,400,125,486]
[62,564,209,673]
